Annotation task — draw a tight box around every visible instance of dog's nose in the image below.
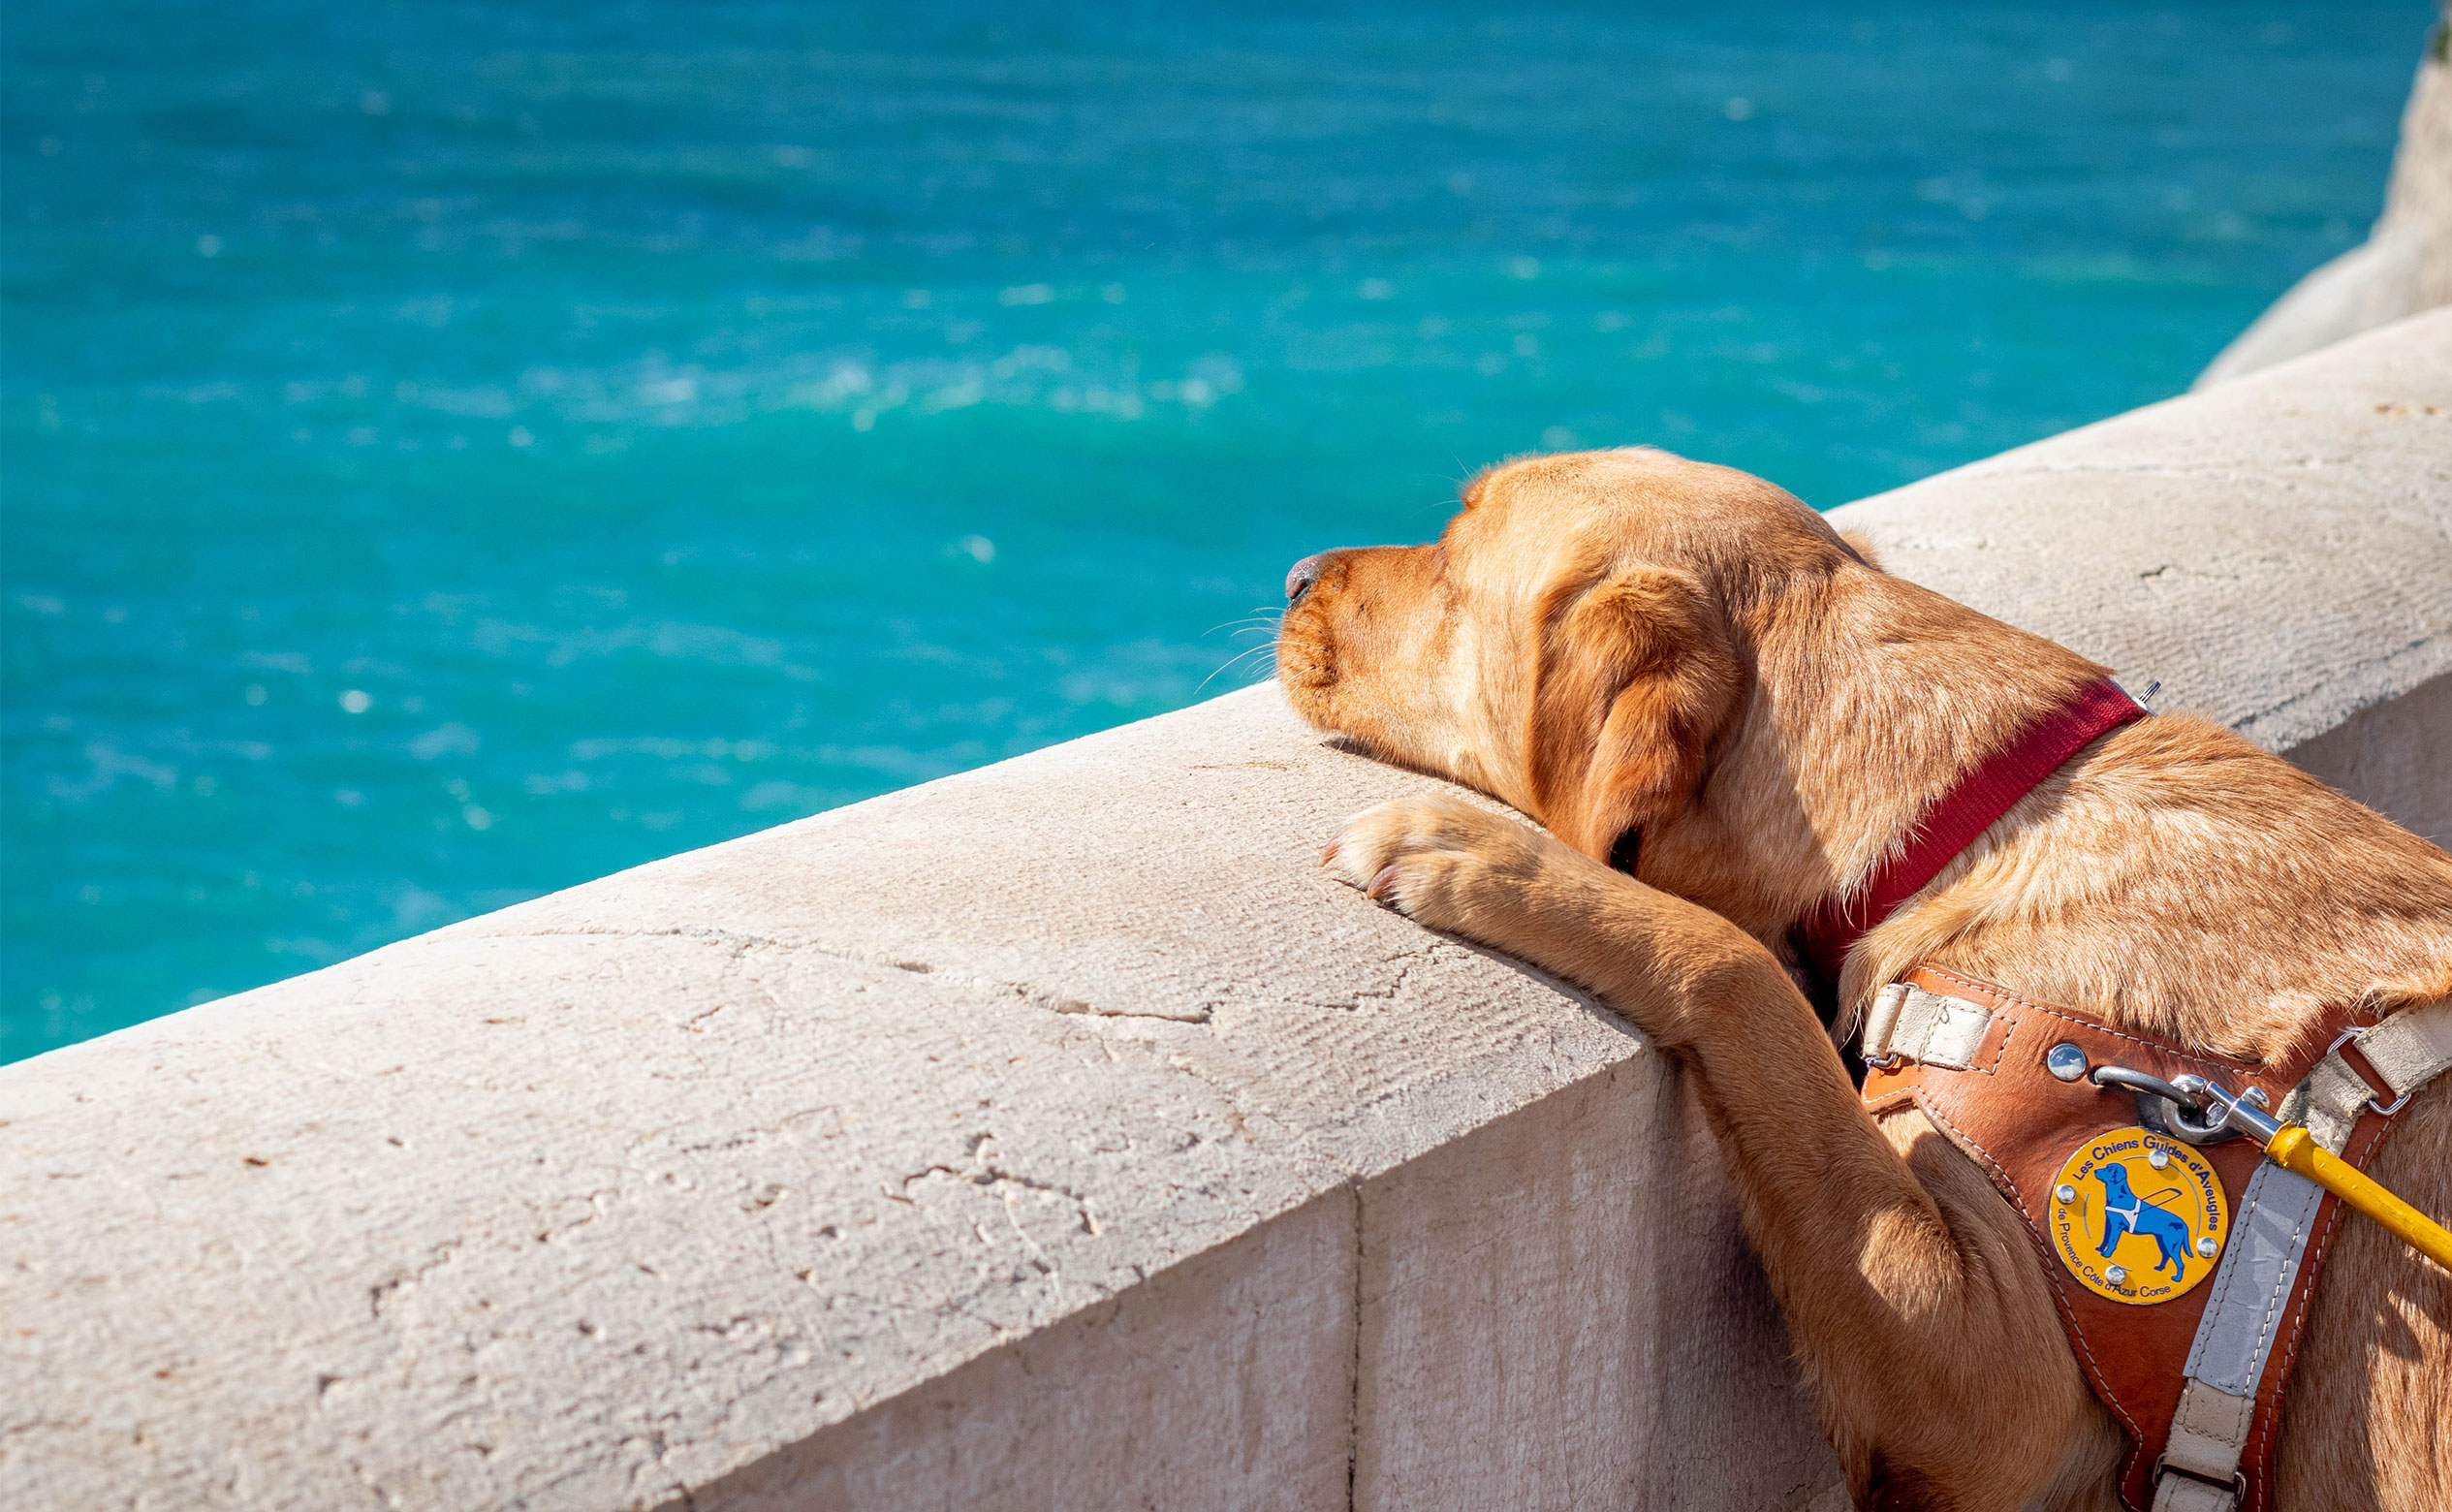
[1285,551,1332,606]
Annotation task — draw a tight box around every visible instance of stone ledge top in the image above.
[1,683,1621,1511]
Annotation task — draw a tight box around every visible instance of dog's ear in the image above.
[1525,566,1745,866]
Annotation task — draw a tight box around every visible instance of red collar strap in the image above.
[1794,677,2148,985]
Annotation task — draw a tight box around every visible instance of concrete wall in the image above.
[3,312,2446,1512]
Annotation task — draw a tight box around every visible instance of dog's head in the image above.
[1276,447,1872,925]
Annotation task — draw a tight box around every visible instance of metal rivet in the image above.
[2056,1183,2078,1203]
[2196,1236,2218,1258]
[2046,1043,2089,1082]
[2148,1147,2171,1170]
[2105,1265,2129,1285]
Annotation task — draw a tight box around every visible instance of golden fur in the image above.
[1276,447,2452,1511]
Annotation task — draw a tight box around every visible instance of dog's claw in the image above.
[1367,865,1401,901]
[1320,838,1341,866]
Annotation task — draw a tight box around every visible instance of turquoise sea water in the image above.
[1,1,2432,1061]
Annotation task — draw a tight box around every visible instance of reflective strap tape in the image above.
[2181,1160,2324,1394]
[2282,998,2452,1153]
[2157,999,2450,1508]
[2153,1149,2328,1510]
[1861,983,1992,1069]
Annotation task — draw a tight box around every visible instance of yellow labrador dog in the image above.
[1274,448,2451,1511]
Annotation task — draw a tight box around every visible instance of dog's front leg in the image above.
[1329,794,2103,1511]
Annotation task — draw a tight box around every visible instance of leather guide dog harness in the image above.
[1791,677,2452,1512]
[1861,971,2452,1512]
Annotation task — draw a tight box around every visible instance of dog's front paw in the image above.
[1323,792,1582,943]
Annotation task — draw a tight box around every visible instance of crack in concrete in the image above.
[1035,992,1213,1024]
[978,1167,1100,1236]
[1346,1179,1365,1512]
[2233,633,2446,739]
[504,924,1220,1026]
[0,1416,88,1440]
[891,1154,1102,1240]
[533,1187,620,1244]
[368,1241,464,1321]
[1291,947,1439,1014]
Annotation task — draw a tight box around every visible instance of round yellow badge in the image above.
[2045,1125,2229,1305]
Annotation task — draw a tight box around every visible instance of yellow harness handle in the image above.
[2265,1124,2452,1272]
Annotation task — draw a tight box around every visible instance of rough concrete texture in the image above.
[1353,1065,1833,1511]
[0,684,1837,1511]
[6,308,2448,1512]
[1837,306,2452,843]
[2197,9,2451,387]
[693,1186,1361,1512]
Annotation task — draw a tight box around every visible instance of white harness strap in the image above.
[1861,982,1994,1070]
[2281,998,2452,1153]
[2152,998,2452,1512]
[2148,1161,2326,1510]
[2156,1376,2258,1511]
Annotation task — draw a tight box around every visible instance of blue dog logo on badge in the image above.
[2093,1162,2196,1282]
[2048,1126,2228,1305]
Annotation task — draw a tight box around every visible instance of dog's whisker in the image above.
[1204,614,1277,638]
[1195,640,1281,695]
[1203,612,1287,642]
[1213,641,1278,675]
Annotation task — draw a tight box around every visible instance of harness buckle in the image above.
[2322,1025,2411,1116]
[2151,1455,2247,1502]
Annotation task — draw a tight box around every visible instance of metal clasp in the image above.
[2089,1064,2279,1146]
